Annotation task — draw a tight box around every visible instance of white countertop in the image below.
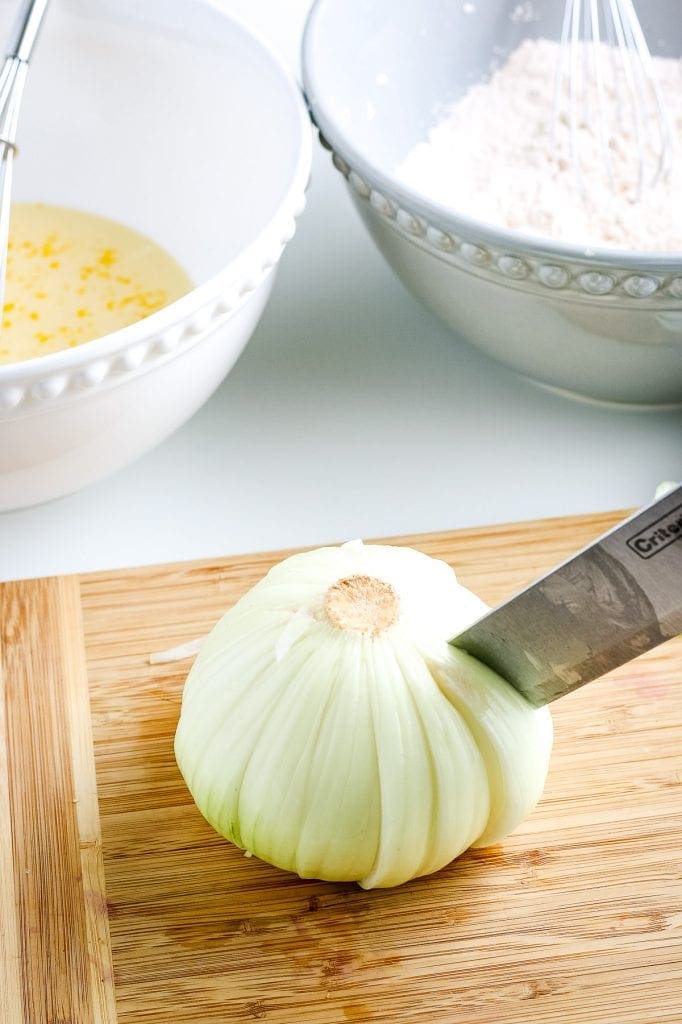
[1,0,680,583]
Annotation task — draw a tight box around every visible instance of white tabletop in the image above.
[1,0,680,584]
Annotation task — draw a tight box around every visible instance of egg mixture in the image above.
[0,203,192,365]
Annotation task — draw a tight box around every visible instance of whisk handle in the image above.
[5,0,50,64]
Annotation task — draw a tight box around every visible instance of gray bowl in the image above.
[302,0,682,406]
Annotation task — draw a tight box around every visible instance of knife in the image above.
[450,485,682,707]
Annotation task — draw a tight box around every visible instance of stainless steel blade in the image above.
[450,486,682,707]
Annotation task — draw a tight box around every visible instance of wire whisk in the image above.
[552,0,674,202]
[0,0,50,329]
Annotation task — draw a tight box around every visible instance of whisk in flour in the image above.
[396,37,682,250]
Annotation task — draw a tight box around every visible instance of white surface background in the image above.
[1,0,680,583]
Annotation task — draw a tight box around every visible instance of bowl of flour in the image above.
[303,0,682,405]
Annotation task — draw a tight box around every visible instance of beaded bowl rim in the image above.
[330,151,682,301]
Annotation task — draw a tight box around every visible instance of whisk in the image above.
[0,0,50,325]
[552,0,674,201]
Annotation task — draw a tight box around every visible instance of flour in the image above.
[396,37,682,251]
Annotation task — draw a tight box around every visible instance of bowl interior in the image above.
[6,0,308,286]
[303,0,681,174]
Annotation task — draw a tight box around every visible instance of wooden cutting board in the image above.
[1,511,681,1024]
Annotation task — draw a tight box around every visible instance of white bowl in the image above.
[302,0,682,406]
[0,0,311,511]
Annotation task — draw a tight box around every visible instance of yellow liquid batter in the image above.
[0,203,192,365]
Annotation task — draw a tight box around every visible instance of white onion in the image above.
[175,541,552,888]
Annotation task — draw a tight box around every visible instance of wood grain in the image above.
[0,576,117,1024]
[81,512,682,1024]
[2,511,682,1024]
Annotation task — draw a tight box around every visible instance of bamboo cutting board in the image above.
[1,511,682,1024]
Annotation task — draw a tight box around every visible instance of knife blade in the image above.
[450,485,682,707]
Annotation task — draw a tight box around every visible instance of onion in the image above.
[175,541,552,888]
